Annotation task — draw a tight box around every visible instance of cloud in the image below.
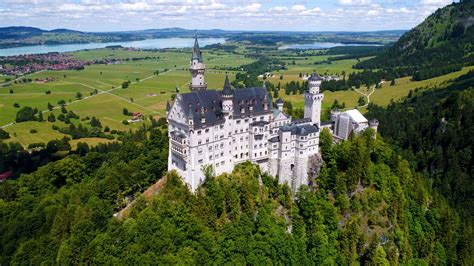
[338,0,371,5]
[291,5,306,12]
[0,0,457,32]
[420,0,452,5]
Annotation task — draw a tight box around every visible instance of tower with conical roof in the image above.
[304,71,324,126]
[222,74,233,115]
[189,34,207,91]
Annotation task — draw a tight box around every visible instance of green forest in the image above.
[1,103,473,264]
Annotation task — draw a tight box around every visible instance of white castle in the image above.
[166,36,324,192]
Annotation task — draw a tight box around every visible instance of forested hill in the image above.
[355,0,474,80]
[366,70,474,263]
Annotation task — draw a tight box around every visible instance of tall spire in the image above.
[189,33,207,91]
[222,74,233,97]
[191,33,203,62]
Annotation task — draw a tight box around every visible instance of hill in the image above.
[355,0,474,80]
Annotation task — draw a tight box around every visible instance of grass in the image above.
[4,121,67,147]
[69,137,118,150]
[1,47,471,147]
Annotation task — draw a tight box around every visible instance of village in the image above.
[0,52,124,76]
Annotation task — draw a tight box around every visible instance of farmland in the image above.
[0,45,469,147]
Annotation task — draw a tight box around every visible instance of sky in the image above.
[0,0,455,32]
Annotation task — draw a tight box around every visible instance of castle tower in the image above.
[276,98,284,112]
[369,119,379,138]
[222,74,233,115]
[304,71,324,126]
[189,35,207,91]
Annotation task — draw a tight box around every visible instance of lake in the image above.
[279,42,382,50]
[0,38,226,57]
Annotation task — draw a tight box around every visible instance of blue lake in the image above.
[279,42,382,50]
[0,38,226,56]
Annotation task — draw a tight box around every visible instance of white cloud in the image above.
[367,9,379,16]
[291,5,306,12]
[420,0,452,5]
[339,0,371,5]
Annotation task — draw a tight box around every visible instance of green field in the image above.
[1,46,470,147]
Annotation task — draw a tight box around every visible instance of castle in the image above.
[166,36,323,192]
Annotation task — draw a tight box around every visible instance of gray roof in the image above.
[233,87,273,118]
[181,90,224,128]
[308,71,322,81]
[179,86,273,129]
[222,75,233,97]
[250,120,269,127]
[166,100,171,112]
[281,123,319,136]
[291,118,312,125]
[191,35,203,62]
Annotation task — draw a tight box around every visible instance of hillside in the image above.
[355,0,474,80]
[1,123,472,264]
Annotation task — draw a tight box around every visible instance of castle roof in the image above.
[191,35,203,62]
[308,71,322,81]
[281,123,319,136]
[176,86,273,129]
[166,100,171,112]
[276,98,283,104]
[343,109,368,123]
[232,87,273,118]
[222,75,233,97]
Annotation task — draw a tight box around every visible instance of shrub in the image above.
[13,103,20,108]
[0,128,10,139]
[30,129,38,134]
[15,106,36,122]
[122,120,130,125]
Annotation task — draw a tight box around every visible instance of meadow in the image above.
[1,46,469,147]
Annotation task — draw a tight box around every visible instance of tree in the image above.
[90,116,102,128]
[390,79,395,86]
[47,102,54,111]
[122,81,129,89]
[0,128,10,139]
[9,89,13,94]
[358,96,366,106]
[13,103,20,108]
[48,113,56,122]
[370,246,390,265]
[61,106,67,114]
[76,92,82,100]
[15,106,36,122]
[76,142,90,156]
[37,111,44,122]
[122,108,130,116]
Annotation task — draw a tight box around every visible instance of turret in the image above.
[330,109,340,123]
[369,119,379,137]
[263,93,270,111]
[304,70,324,126]
[222,74,234,116]
[307,71,322,94]
[189,34,207,91]
[166,100,171,116]
[276,98,283,112]
[200,106,206,126]
[188,108,194,129]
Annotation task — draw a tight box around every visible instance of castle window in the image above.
[205,129,209,133]
[197,130,201,135]
[198,159,203,164]
[209,155,213,160]
[198,140,202,145]
[209,146,212,151]
[198,148,203,155]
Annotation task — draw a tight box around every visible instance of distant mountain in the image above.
[355,1,474,80]
[0,26,404,49]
